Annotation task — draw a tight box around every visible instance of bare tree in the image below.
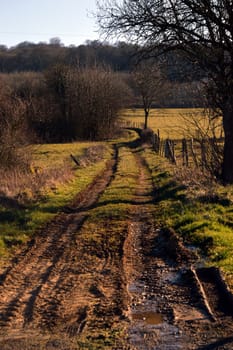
[131,61,165,129]
[97,0,233,183]
[0,81,29,169]
[67,66,131,140]
[45,65,131,141]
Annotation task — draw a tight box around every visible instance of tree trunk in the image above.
[222,97,233,184]
[144,109,149,129]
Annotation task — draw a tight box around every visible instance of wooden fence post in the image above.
[182,138,188,166]
[201,139,207,171]
[165,139,176,164]
[190,138,199,167]
[153,132,160,153]
[171,140,177,164]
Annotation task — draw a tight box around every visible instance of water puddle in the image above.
[132,311,163,325]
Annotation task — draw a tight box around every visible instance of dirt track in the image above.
[0,140,233,349]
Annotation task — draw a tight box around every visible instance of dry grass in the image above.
[0,143,106,205]
[121,108,223,139]
[0,165,73,205]
[0,333,79,350]
[0,142,112,256]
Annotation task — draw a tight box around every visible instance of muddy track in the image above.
[1,142,233,349]
[124,150,233,349]
[0,147,118,334]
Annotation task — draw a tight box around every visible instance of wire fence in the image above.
[152,131,224,176]
[119,119,224,176]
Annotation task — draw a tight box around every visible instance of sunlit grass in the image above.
[142,147,233,288]
[121,108,223,139]
[82,144,140,242]
[0,142,113,257]
[68,142,141,346]
[30,141,100,169]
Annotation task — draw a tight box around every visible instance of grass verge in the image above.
[0,142,112,258]
[142,147,233,289]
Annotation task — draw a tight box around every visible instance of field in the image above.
[0,141,113,257]
[121,108,223,139]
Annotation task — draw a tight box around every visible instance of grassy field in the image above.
[121,108,223,139]
[0,141,113,257]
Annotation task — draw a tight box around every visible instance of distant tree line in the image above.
[0,40,203,80]
[0,40,136,73]
[0,39,206,109]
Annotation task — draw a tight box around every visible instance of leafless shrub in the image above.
[0,162,73,205]
[172,166,217,200]
[77,144,107,167]
[0,81,30,170]
[180,108,223,178]
[44,64,132,141]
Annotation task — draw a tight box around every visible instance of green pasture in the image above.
[30,142,96,169]
[121,108,223,139]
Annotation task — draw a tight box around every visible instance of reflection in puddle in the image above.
[132,311,163,325]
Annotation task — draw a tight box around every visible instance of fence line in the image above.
[119,120,223,174]
[152,130,224,172]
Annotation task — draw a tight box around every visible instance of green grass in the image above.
[0,130,138,259]
[65,141,140,347]
[30,141,104,169]
[77,143,141,256]
[77,328,126,349]
[0,142,113,258]
[143,147,233,288]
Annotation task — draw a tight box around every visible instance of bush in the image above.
[44,65,132,141]
[0,81,30,169]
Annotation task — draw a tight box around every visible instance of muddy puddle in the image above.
[126,279,185,349]
[132,311,163,325]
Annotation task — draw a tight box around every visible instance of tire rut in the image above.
[123,149,233,349]
[0,148,118,334]
[1,142,233,349]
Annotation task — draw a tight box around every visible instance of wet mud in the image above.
[0,143,233,349]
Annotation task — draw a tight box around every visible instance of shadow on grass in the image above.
[153,180,186,202]
[0,195,25,210]
[198,194,232,206]
[0,209,29,225]
[63,198,154,217]
[197,336,233,350]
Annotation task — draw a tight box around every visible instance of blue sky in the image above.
[0,0,100,47]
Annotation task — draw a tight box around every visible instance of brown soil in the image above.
[0,142,233,349]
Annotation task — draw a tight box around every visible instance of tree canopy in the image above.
[97,0,233,183]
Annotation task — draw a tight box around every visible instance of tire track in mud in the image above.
[1,141,233,349]
[123,151,184,349]
[0,146,118,335]
[123,150,233,350]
